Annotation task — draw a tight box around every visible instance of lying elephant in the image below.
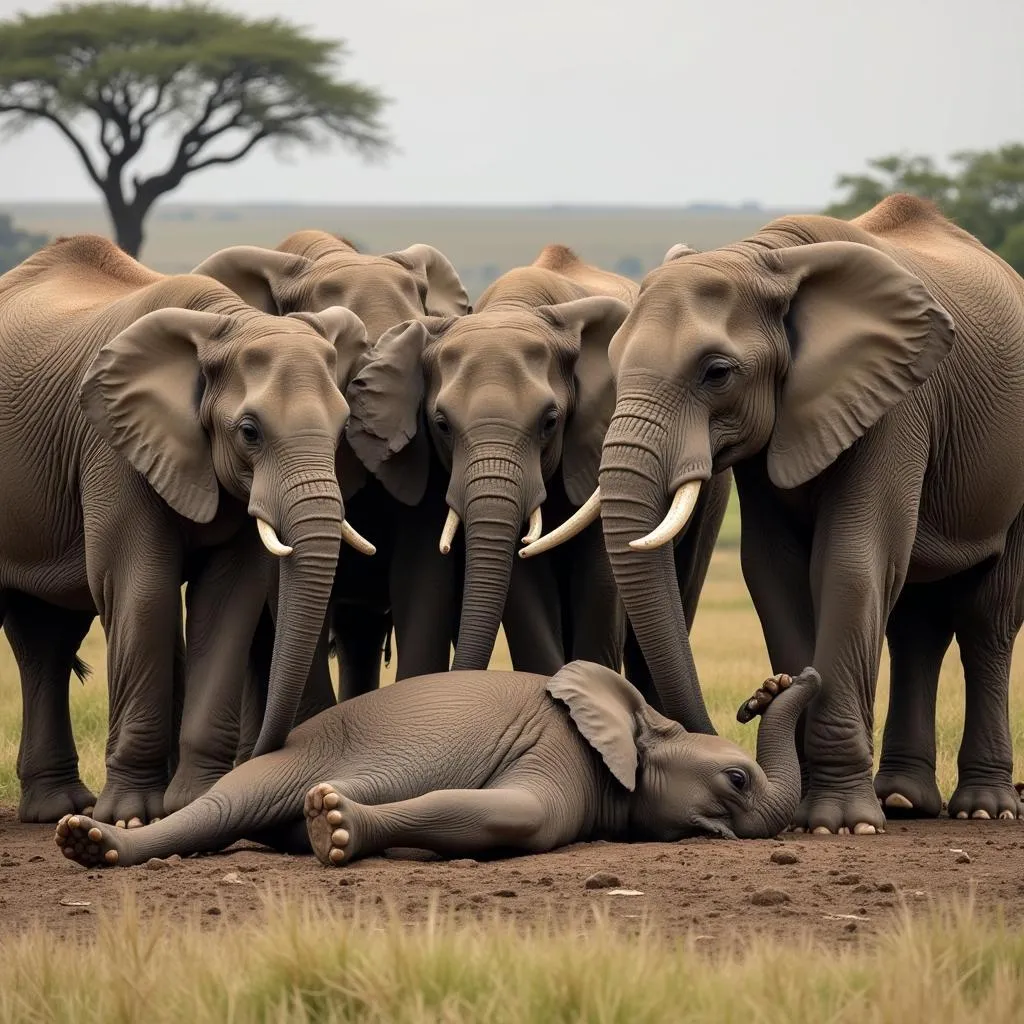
[55,662,820,868]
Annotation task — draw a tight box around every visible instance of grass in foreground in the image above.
[0,892,1022,1023]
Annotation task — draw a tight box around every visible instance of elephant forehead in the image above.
[235,332,338,382]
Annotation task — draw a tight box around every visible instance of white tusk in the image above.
[257,518,293,557]
[629,480,703,551]
[519,488,600,559]
[341,519,376,556]
[522,506,543,544]
[439,507,461,555]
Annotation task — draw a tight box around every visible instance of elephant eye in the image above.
[539,408,559,441]
[700,359,734,388]
[434,413,451,437]
[725,768,748,791]
[238,418,262,446]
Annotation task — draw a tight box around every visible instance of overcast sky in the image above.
[0,0,1021,207]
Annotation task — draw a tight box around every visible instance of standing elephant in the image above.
[345,245,637,676]
[585,194,1024,835]
[190,232,471,754]
[54,662,822,867]
[0,234,373,824]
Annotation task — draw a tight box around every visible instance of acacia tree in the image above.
[825,145,1024,274]
[0,2,389,257]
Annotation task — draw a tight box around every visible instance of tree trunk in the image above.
[106,197,146,259]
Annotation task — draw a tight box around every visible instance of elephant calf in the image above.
[55,662,819,868]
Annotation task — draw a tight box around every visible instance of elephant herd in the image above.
[2,191,1023,866]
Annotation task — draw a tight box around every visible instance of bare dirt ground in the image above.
[2,807,1021,951]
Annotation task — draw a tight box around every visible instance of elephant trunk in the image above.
[599,404,715,734]
[745,670,821,838]
[450,448,527,671]
[251,459,344,757]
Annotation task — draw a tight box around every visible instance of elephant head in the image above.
[548,661,822,839]
[344,295,630,671]
[584,237,956,731]
[80,303,374,756]
[191,234,471,500]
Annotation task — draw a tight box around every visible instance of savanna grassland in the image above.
[0,207,1023,1021]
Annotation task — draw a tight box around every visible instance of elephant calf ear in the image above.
[546,660,651,791]
[192,246,313,313]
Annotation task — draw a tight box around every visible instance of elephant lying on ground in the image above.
[0,235,373,824]
[587,193,1024,834]
[55,663,820,867]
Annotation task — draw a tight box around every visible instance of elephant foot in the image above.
[873,769,943,819]
[92,772,166,829]
[54,813,129,868]
[18,775,96,824]
[790,778,886,836]
[948,782,1021,821]
[304,783,366,867]
[163,764,229,816]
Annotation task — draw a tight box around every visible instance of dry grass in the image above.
[0,890,1023,1023]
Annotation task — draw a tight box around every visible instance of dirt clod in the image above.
[584,871,621,890]
[836,874,861,885]
[751,888,791,906]
[144,857,170,870]
[955,852,972,864]
[769,850,799,865]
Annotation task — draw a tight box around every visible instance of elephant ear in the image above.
[765,241,956,490]
[80,307,229,524]
[383,243,472,317]
[546,660,662,792]
[286,307,371,391]
[540,296,631,506]
[345,319,432,505]
[662,242,699,263]
[288,307,373,501]
[191,246,314,313]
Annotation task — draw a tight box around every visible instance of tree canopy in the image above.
[0,2,390,257]
[824,144,1024,274]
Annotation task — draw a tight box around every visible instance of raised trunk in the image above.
[450,453,525,672]
[600,415,715,734]
[251,468,344,757]
[747,672,820,838]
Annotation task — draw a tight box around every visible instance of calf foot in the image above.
[948,782,1021,821]
[736,672,793,723]
[19,776,96,824]
[304,783,367,867]
[54,814,128,868]
[873,768,943,819]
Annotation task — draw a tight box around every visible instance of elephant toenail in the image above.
[884,793,914,810]
[972,809,991,820]
[812,826,832,835]
[328,848,345,864]
[331,828,349,845]
[956,811,969,819]
[853,823,877,835]
[999,810,1016,819]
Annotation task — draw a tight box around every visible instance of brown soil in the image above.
[2,806,1021,950]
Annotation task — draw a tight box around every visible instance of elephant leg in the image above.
[236,604,274,765]
[168,606,186,780]
[56,745,316,867]
[503,549,564,675]
[165,535,267,814]
[947,534,1024,821]
[333,603,389,701]
[304,782,552,866]
[874,584,949,818]
[793,464,920,836]
[566,522,626,671]
[6,595,96,823]
[390,498,458,679]
[294,623,337,724]
[623,621,661,710]
[676,470,732,628]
